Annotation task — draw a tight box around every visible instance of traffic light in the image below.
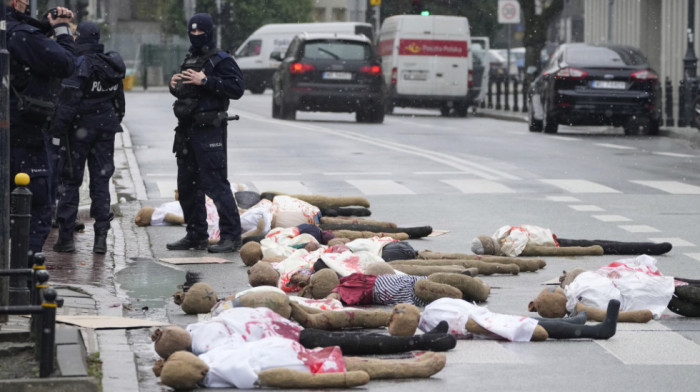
[411,0,429,16]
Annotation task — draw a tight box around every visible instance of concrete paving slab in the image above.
[56,344,88,376]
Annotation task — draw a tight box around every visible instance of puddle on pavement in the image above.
[115,258,186,309]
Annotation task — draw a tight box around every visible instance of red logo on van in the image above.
[397,39,467,57]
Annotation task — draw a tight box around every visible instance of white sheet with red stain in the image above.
[320,250,385,277]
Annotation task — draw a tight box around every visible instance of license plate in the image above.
[591,80,626,89]
[322,72,352,80]
[403,70,428,81]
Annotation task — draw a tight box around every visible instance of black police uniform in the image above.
[168,13,245,253]
[6,6,75,256]
[50,22,126,254]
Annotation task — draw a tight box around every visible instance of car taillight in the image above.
[555,67,587,79]
[290,63,315,74]
[360,65,381,76]
[468,69,473,88]
[631,70,658,80]
[391,67,398,84]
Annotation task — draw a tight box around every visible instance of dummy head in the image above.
[528,287,568,318]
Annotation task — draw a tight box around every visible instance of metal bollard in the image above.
[678,80,687,127]
[39,287,57,377]
[521,79,528,112]
[504,77,511,111]
[665,77,674,127]
[30,253,46,305]
[10,173,32,306]
[487,79,493,108]
[495,79,502,110]
[513,79,520,112]
[31,269,50,341]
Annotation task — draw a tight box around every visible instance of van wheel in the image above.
[455,102,468,117]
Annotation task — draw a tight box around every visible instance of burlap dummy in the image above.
[327,238,350,246]
[134,206,184,227]
[528,288,568,318]
[520,243,604,256]
[248,262,279,287]
[389,259,519,276]
[344,351,446,379]
[364,262,396,275]
[298,269,339,299]
[413,279,462,303]
[426,273,491,302]
[320,216,397,228]
[559,268,587,288]
[159,351,209,390]
[416,250,547,272]
[151,326,191,359]
[173,282,218,314]
[240,241,263,266]
[470,235,497,255]
[289,301,390,330]
[227,291,292,318]
[258,369,369,388]
[575,302,652,323]
[387,303,421,336]
[261,191,371,208]
[331,230,409,241]
[320,223,432,239]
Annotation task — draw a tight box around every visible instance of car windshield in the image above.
[303,40,370,60]
[565,46,648,67]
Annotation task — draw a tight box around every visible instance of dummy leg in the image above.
[538,300,620,339]
[343,351,446,379]
[389,259,519,275]
[416,251,546,272]
[258,369,370,388]
[426,273,491,302]
[557,238,672,256]
[331,229,409,241]
[260,192,371,208]
[289,302,390,330]
[520,243,604,257]
[667,297,700,317]
[320,223,432,239]
[575,302,652,323]
[299,322,456,355]
[320,207,371,217]
[320,216,397,228]
[532,311,588,325]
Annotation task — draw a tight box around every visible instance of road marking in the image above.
[569,204,605,212]
[323,172,392,176]
[597,321,700,365]
[442,179,516,194]
[618,225,660,233]
[156,180,178,199]
[595,143,636,150]
[236,172,302,176]
[652,152,697,158]
[547,136,582,141]
[592,214,632,222]
[346,180,415,195]
[547,196,580,202]
[685,253,700,261]
[540,179,620,193]
[631,180,700,194]
[449,340,522,364]
[414,171,476,175]
[236,110,522,180]
[648,237,695,247]
[252,181,310,195]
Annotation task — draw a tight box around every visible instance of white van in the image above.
[378,15,471,116]
[235,22,373,94]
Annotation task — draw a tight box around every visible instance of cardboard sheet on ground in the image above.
[56,315,169,329]
[159,256,232,265]
[428,229,450,237]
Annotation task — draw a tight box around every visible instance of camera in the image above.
[47,8,70,19]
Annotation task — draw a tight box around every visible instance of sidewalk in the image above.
[1,125,143,391]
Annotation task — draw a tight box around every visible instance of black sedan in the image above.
[270,33,385,123]
[528,43,661,135]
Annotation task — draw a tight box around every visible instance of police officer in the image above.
[6,0,75,257]
[167,13,245,253]
[50,21,126,254]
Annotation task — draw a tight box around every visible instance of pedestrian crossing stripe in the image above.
[648,237,695,247]
[592,215,632,222]
[618,225,660,233]
[152,178,700,198]
[630,181,700,194]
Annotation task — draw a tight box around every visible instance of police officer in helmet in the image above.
[5,0,76,257]
[50,21,126,254]
[167,13,245,253]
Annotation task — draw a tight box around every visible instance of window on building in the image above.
[314,7,326,22]
[131,0,165,21]
[332,8,346,21]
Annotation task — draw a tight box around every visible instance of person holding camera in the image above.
[167,13,245,253]
[50,21,126,254]
[5,0,76,257]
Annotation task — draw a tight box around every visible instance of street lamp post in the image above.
[1,0,11,321]
[682,0,698,127]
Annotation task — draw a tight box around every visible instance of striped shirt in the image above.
[372,274,428,307]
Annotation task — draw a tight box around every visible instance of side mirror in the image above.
[526,66,538,75]
[270,51,283,61]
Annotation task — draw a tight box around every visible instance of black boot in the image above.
[208,238,242,253]
[74,220,86,232]
[93,230,108,254]
[299,327,456,355]
[537,300,620,340]
[167,236,208,251]
[53,236,76,253]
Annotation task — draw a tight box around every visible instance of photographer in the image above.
[167,13,245,253]
[6,0,75,257]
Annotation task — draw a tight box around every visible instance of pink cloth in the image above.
[331,273,377,306]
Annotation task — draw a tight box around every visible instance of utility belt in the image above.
[173,98,228,128]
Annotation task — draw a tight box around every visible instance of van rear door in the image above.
[430,16,469,97]
[393,16,434,96]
